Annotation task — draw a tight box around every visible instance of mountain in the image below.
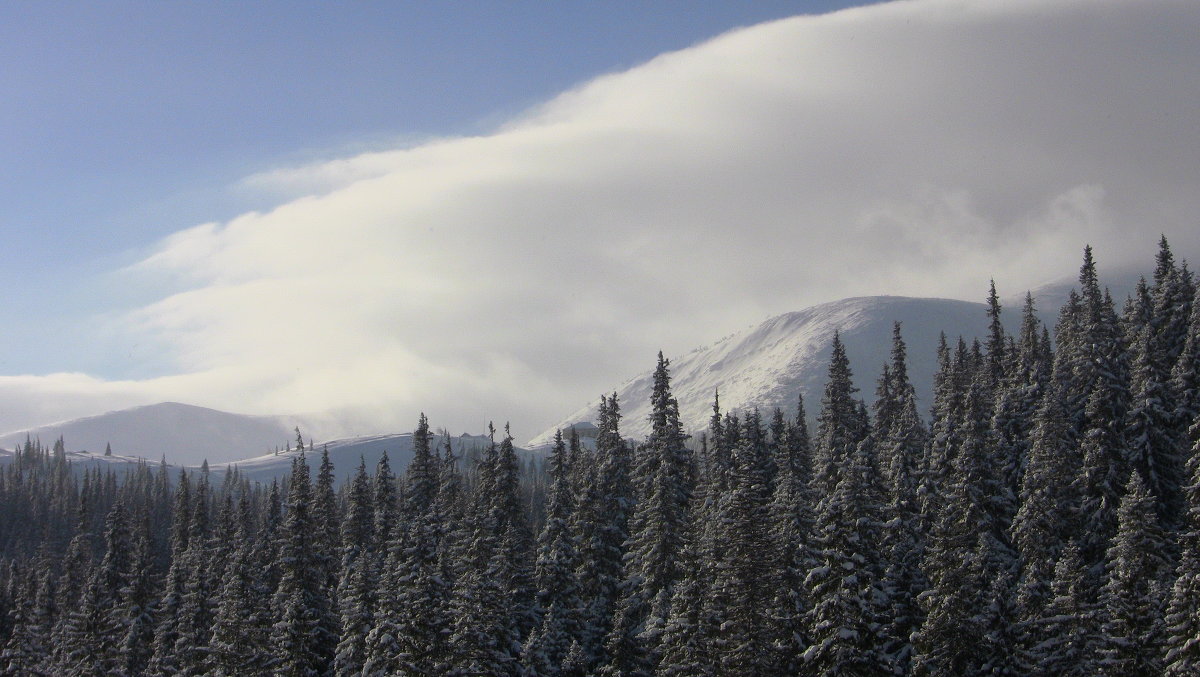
[529,295,1000,447]
[209,430,513,484]
[0,402,305,465]
[0,428,525,486]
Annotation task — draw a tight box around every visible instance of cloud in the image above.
[3,0,1198,441]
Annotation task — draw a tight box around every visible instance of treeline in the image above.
[2,238,1200,675]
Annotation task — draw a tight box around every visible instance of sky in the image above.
[0,0,1197,442]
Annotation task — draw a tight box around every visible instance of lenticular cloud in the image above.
[3,0,1198,437]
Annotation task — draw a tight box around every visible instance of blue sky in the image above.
[0,0,1195,439]
[0,1,870,375]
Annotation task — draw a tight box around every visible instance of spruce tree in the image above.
[805,435,891,676]
[1024,541,1099,676]
[334,457,376,676]
[876,324,928,671]
[1097,472,1171,676]
[1164,427,1200,675]
[528,429,583,672]
[271,454,336,676]
[1011,384,1082,667]
[765,395,817,674]
[1127,322,1185,529]
[147,470,192,676]
[606,353,694,672]
[209,493,273,676]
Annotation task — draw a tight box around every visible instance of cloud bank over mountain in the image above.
[1,0,1197,439]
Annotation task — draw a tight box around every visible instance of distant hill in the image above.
[0,402,304,465]
[0,429,525,486]
[208,431,516,484]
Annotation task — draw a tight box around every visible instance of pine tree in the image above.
[335,457,376,676]
[572,395,633,670]
[119,511,158,676]
[448,530,521,676]
[691,411,776,674]
[813,333,866,495]
[527,430,583,673]
[1097,472,1171,676]
[388,416,455,675]
[875,324,928,671]
[655,482,714,677]
[173,463,217,675]
[313,445,341,608]
[147,470,192,676]
[606,353,695,673]
[1127,322,1185,529]
[209,493,273,676]
[803,338,890,675]
[985,279,1007,388]
[805,435,891,676]
[1171,283,1200,440]
[765,396,817,674]
[1023,541,1099,676]
[1,566,54,675]
[1164,426,1200,675]
[1011,384,1083,667]
[271,454,336,676]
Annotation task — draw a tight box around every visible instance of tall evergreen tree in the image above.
[572,394,632,670]
[804,339,891,675]
[209,493,273,676]
[1097,472,1171,676]
[765,395,817,674]
[606,353,695,673]
[1164,425,1200,675]
[335,457,376,676]
[1127,322,1185,529]
[875,323,928,671]
[527,429,583,673]
[271,454,337,676]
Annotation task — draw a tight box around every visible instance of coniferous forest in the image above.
[4,238,1200,676]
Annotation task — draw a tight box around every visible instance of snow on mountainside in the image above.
[0,402,304,465]
[529,296,999,447]
[209,431,516,484]
[0,429,521,486]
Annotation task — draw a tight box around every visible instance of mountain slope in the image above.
[209,431,508,484]
[0,402,304,465]
[529,295,996,446]
[0,429,519,486]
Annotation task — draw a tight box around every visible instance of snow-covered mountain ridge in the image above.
[0,402,304,465]
[529,295,998,447]
[0,429,521,486]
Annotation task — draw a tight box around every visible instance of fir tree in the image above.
[607,352,695,672]
[1127,322,1185,529]
[813,333,866,495]
[209,493,273,676]
[572,394,631,671]
[805,435,891,676]
[765,395,818,674]
[1164,426,1200,675]
[1023,542,1099,676]
[334,457,376,676]
[1011,384,1082,666]
[271,454,336,676]
[528,429,583,672]
[1097,472,1171,676]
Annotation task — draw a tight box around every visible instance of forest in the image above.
[1,238,1200,676]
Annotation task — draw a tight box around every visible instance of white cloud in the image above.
[3,0,1198,441]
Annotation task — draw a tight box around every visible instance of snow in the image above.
[0,402,304,465]
[0,424,524,486]
[528,295,997,447]
[209,431,496,484]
